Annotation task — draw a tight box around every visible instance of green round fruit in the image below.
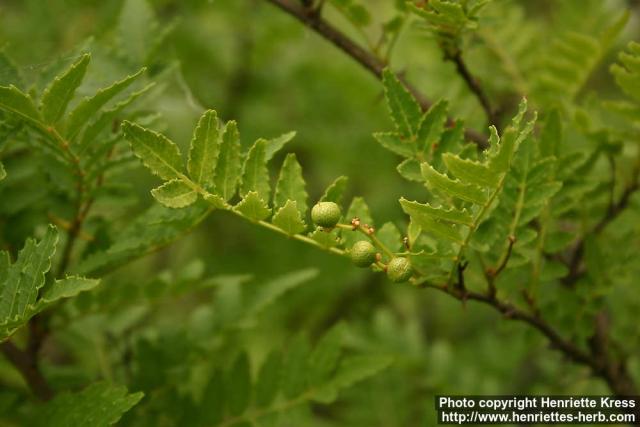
[387,257,413,283]
[311,202,341,228]
[350,241,377,267]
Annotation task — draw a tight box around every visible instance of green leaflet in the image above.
[74,203,212,277]
[235,191,271,221]
[66,67,145,139]
[0,227,99,340]
[319,175,348,205]
[214,120,242,201]
[240,138,270,201]
[282,335,311,398]
[373,132,415,158]
[0,162,5,181]
[534,12,628,103]
[400,199,473,225]
[313,354,393,404]
[0,51,23,88]
[207,328,390,425]
[274,153,307,214]
[382,69,422,138]
[308,324,343,386]
[122,121,184,181]
[33,382,143,427]
[397,158,423,182]
[265,130,296,161]
[442,154,500,188]
[611,41,640,103]
[187,109,220,189]
[0,225,58,325]
[421,163,488,205]
[417,99,448,154]
[227,352,251,416]
[254,350,282,408]
[40,54,90,124]
[0,85,43,126]
[151,179,198,208]
[272,200,306,235]
[38,276,101,307]
[79,83,155,151]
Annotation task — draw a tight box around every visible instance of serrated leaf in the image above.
[255,350,282,408]
[0,51,23,88]
[272,200,305,235]
[79,82,154,151]
[187,110,220,188]
[397,158,423,182]
[34,382,143,427]
[373,132,415,157]
[66,67,145,139]
[400,198,473,225]
[0,85,42,126]
[40,54,90,124]
[0,225,58,329]
[226,352,251,417]
[241,139,270,201]
[234,191,271,221]
[274,153,307,214]
[418,99,448,154]
[443,154,499,188]
[382,69,421,138]
[319,176,348,204]
[151,179,197,208]
[39,277,100,307]
[265,130,296,161]
[421,163,487,204]
[213,120,242,200]
[123,121,184,180]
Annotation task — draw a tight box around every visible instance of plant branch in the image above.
[0,341,53,401]
[563,159,640,286]
[262,0,488,148]
[449,51,497,126]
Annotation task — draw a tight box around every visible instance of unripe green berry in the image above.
[387,257,413,283]
[311,202,341,228]
[350,240,377,267]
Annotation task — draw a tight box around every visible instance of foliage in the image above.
[0,0,639,425]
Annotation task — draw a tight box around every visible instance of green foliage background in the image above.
[1,0,639,425]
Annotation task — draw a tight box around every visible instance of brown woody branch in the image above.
[418,280,638,399]
[449,51,497,126]
[0,341,52,401]
[563,161,640,286]
[263,0,488,148]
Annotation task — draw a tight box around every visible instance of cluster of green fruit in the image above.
[310,202,413,283]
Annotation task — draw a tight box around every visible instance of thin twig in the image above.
[450,51,497,126]
[263,0,488,148]
[563,159,640,286]
[0,341,53,401]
